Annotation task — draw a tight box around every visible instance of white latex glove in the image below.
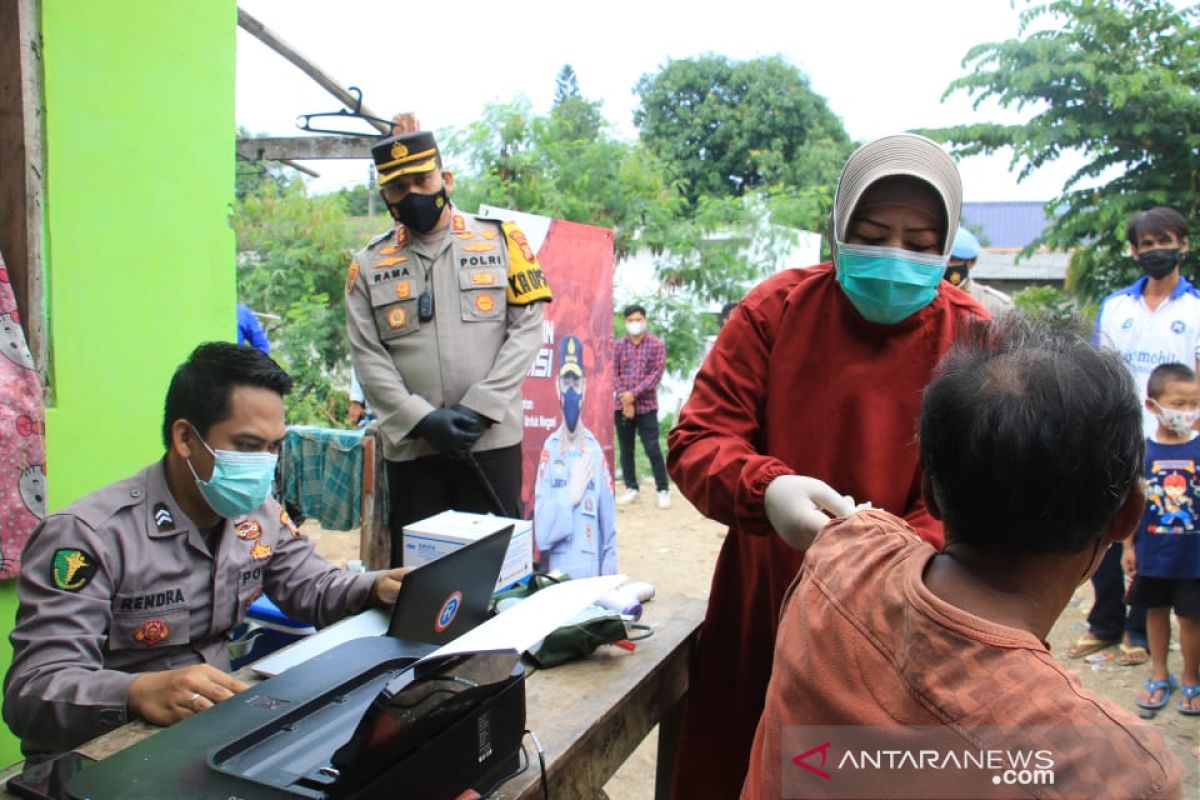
[764,475,856,550]
[568,457,595,508]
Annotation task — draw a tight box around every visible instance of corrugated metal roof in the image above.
[962,201,1053,249]
[971,250,1070,281]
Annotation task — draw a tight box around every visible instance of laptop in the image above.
[386,525,513,644]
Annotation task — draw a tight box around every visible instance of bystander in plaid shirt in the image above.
[613,333,666,414]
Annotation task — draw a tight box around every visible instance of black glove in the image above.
[450,404,494,430]
[414,408,483,458]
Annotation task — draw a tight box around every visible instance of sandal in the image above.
[1178,683,1200,716]
[1067,634,1117,659]
[1136,675,1177,710]
[1116,643,1150,667]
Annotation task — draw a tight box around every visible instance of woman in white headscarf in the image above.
[666,134,987,799]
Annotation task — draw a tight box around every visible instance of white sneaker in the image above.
[617,488,640,505]
[657,490,671,509]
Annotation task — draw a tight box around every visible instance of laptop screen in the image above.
[386,525,512,644]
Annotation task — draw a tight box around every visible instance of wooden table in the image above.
[1,595,705,800]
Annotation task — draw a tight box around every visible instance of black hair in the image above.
[161,342,292,449]
[1126,206,1189,247]
[1147,362,1197,400]
[919,314,1143,554]
[719,301,739,324]
[623,304,647,319]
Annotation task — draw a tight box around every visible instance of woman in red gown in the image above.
[667,133,988,799]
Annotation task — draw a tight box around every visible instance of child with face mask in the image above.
[1124,363,1200,716]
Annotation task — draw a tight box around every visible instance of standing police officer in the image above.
[346,128,551,565]
[533,336,616,578]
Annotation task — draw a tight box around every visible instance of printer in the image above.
[66,636,527,800]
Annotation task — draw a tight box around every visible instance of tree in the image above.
[234,179,357,425]
[926,0,1200,301]
[445,97,674,261]
[634,55,852,211]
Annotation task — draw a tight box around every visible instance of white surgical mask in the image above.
[626,321,646,336]
[1152,401,1200,436]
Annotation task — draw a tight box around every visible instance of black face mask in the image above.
[943,264,969,287]
[386,187,448,233]
[1137,248,1182,279]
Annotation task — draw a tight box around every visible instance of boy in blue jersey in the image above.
[1124,363,1200,715]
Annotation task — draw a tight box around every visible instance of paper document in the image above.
[418,574,628,665]
[251,574,627,677]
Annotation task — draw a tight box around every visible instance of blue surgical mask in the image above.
[836,242,948,325]
[186,426,278,518]
[562,387,582,433]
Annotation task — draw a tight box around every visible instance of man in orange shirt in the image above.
[743,316,1184,800]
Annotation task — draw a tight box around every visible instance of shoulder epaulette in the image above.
[366,229,395,250]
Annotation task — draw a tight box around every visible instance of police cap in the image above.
[372,131,440,186]
[559,335,584,378]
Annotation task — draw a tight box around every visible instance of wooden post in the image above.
[359,429,391,569]
[0,0,48,388]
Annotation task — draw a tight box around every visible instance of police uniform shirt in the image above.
[533,425,617,579]
[1095,275,1200,435]
[962,277,1014,317]
[3,460,376,757]
[345,206,552,462]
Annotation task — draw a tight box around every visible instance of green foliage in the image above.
[925,0,1200,302]
[332,184,373,216]
[634,54,852,212]
[1012,285,1092,326]
[445,97,670,261]
[233,179,361,426]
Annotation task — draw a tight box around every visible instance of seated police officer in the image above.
[3,343,408,760]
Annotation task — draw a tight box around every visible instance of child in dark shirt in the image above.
[1124,362,1200,714]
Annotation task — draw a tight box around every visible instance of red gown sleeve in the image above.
[667,300,793,537]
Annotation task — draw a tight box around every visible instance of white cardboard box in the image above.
[401,510,533,590]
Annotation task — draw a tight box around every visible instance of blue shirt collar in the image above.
[1129,273,1196,301]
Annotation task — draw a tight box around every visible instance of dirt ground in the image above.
[308,482,1199,798]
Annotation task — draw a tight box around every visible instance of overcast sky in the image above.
[236,0,1099,202]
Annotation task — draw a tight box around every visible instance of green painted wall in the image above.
[0,0,236,765]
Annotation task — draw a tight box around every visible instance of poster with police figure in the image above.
[533,336,616,577]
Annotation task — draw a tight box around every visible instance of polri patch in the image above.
[153,502,174,532]
[133,618,170,646]
[250,542,273,561]
[51,548,98,592]
[235,520,262,541]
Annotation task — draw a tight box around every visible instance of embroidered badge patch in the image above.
[475,294,496,313]
[376,256,409,268]
[133,618,170,646]
[471,272,497,286]
[250,542,273,561]
[346,261,360,294]
[395,281,412,299]
[387,306,409,329]
[452,214,466,232]
[396,227,409,247]
[153,502,174,532]
[464,242,496,253]
[235,520,262,541]
[51,548,98,592]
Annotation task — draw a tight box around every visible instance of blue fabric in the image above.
[282,425,365,531]
[237,303,271,354]
[1086,545,1147,645]
[1137,435,1200,579]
